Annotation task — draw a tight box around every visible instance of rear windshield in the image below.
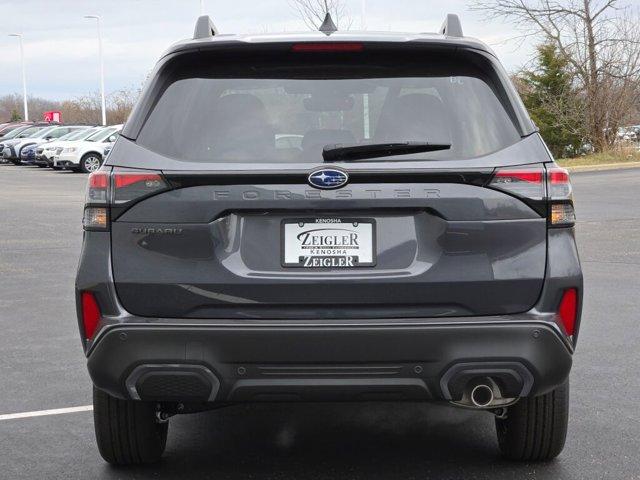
[137,50,521,163]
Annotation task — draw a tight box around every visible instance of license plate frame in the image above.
[281,218,377,268]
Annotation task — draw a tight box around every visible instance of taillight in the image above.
[547,166,575,226]
[489,166,545,200]
[112,171,168,204]
[82,168,170,231]
[558,288,578,336]
[81,291,101,340]
[291,42,364,52]
[489,165,575,226]
[83,170,110,231]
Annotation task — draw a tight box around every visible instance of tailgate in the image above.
[110,175,546,319]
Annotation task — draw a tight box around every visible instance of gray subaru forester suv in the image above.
[76,14,583,465]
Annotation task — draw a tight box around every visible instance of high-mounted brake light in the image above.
[291,42,364,52]
[558,288,578,336]
[81,291,101,340]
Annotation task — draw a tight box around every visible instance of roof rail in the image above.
[193,15,218,40]
[439,14,463,38]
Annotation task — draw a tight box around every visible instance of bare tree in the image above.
[471,0,640,151]
[1,87,140,125]
[107,88,140,124]
[60,93,103,124]
[290,0,352,30]
[0,94,60,123]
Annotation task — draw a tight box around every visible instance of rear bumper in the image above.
[87,320,572,403]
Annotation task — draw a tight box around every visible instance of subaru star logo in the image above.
[308,169,349,189]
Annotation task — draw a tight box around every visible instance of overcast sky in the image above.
[0,0,535,100]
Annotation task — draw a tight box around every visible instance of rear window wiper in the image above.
[322,141,451,162]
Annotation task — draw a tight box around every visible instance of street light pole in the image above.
[84,15,107,126]
[8,33,28,122]
[200,0,205,15]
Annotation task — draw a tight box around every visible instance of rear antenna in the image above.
[439,13,463,38]
[319,12,338,35]
[193,15,218,39]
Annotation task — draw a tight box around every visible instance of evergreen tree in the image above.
[10,109,21,122]
[520,44,584,158]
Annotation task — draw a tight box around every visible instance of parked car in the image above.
[35,126,99,168]
[2,125,74,164]
[0,125,34,163]
[53,125,122,172]
[76,14,582,465]
[0,122,31,139]
[17,126,90,166]
[617,125,640,142]
[1,125,51,163]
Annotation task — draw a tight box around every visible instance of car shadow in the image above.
[104,402,572,480]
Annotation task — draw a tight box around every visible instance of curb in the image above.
[563,161,640,173]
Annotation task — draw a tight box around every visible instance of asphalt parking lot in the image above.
[0,164,639,479]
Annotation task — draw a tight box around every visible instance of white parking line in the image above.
[0,405,93,421]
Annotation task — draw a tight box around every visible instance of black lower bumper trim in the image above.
[87,322,572,402]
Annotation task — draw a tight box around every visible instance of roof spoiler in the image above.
[193,15,218,39]
[439,14,463,38]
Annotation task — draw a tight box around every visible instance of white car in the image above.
[36,127,102,167]
[53,125,123,173]
[2,125,83,165]
[1,125,51,163]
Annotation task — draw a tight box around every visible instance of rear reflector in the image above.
[81,292,101,340]
[558,288,578,336]
[291,42,364,52]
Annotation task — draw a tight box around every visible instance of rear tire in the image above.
[496,380,569,461]
[93,386,168,465]
[80,153,102,173]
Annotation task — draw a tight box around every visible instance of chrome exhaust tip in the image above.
[470,383,494,408]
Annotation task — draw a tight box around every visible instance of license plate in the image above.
[282,218,376,268]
